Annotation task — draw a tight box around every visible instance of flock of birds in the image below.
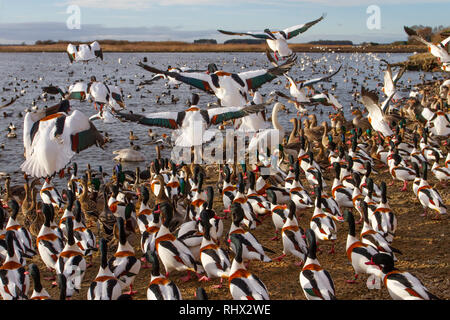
[0,17,449,301]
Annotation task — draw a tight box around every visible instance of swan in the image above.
[113,149,145,162]
[248,102,286,155]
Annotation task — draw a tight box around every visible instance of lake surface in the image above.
[0,51,445,186]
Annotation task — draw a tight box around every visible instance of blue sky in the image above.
[0,0,449,44]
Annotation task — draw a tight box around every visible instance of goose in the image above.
[299,229,336,300]
[113,93,269,148]
[21,100,105,178]
[0,231,29,300]
[55,217,86,299]
[145,251,182,300]
[154,202,204,281]
[343,210,382,288]
[366,253,440,300]
[404,26,450,72]
[29,263,51,300]
[228,234,269,300]
[274,200,307,265]
[360,86,395,137]
[198,209,231,288]
[218,14,325,60]
[137,59,294,132]
[87,238,122,300]
[66,41,103,63]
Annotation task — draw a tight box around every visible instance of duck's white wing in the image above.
[21,110,104,178]
[138,62,215,93]
[238,56,296,91]
[441,35,450,47]
[326,93,343,110]
[361,87,385,119]
[217,29,272,40]
[282,13,326,39]
[207,104,267,125]
[66,44,77,63]
[296,64,342,88]
[77,44,95,61]
[113,110,182,129]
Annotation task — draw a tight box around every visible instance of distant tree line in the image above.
[308,40,353,45]
[224,39,265,44]
[194,39,217,44]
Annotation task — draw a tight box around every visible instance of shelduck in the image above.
[367,253,440,300]
[145,251,182,300]
[88,238,122,300]
[228,234,269,300]
[275,200,307,265]
[299,229,336,300]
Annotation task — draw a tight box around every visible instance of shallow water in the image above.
[0,51,444,187]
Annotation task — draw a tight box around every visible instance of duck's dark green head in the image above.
[230,202,244,224]
[125,203,135,220]
[265,189,276,204]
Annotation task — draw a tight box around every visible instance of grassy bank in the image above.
[0,42,427,53]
